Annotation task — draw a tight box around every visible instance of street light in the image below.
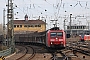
[64,19,66,31]
[70,14,72,36]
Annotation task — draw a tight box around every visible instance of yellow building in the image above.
[13,15,46,34]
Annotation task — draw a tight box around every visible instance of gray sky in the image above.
[0,0,90,29]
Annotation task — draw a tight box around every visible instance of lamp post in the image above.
[45,9,47,30]
[64,19,66,31]
[70,14,72,36]
[3,9,6,46]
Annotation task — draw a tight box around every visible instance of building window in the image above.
[77,26,78,29]
[73,26,75,29]
[17,25,19,27]
[71,26,72,29]
[38,25,41,27]
[75,26,76,29]
[35,25,38,27]
[20,25,22,28]
[31,25,34,27]
[79,26,81,29]
[72,26,74,29]
[28,25,30,27]
[24,25,27,27]
[83,26,85,29]
[81,26,82,29]
[14,25,16,28]
[67,26,69,29]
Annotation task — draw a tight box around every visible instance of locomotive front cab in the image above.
[47,30,66,48]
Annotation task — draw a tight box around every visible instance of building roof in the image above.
[13,20,46,24]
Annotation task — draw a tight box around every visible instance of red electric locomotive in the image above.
[46,28,66,48]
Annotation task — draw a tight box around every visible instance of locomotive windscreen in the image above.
[50,32,63,37]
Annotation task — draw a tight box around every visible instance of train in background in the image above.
[15,27,66,48]
[79,34,90,41]
[79,30,90,41]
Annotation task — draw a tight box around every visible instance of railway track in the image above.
[66,41,90,60]
[5,41,90,60]
[46,48,72,60]
[16,46,28,60]
[5,45,36,60]
[5,37,90,60]
[71,41,90,55]
[27,46,36,60]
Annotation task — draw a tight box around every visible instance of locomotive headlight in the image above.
[51,42,53,44]
[56,38,58,39]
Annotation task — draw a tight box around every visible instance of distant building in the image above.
[67,25,88,30]
[66,25,89,35]
[8,15,46,34]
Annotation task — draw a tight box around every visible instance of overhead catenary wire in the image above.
[21,0,54,16]
[0,0,90,30]
[12,0,90,22]
[53,0,63,20]
[74,1,82,7]
[28,3,54,16]
[14,4,26,14]
[57,0,62,15]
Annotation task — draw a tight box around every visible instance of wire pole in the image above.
[70,14,72,36]
[7,0,9,47]
[3,9,6,46]
[64,19,66,31]
[45,19,46,30]
[7,0,15,53]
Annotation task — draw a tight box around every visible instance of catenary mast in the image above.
[7,0,15,53]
